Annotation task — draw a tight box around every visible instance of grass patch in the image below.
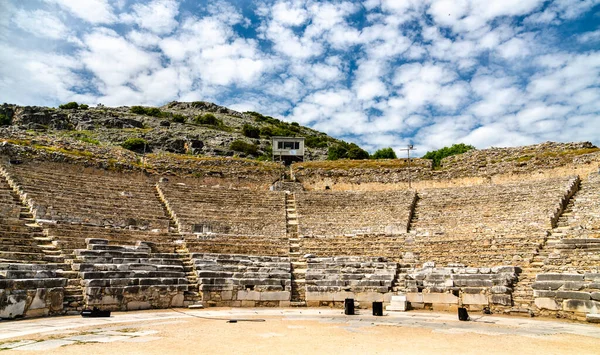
[230,140,258,156]
[295,159,424,170]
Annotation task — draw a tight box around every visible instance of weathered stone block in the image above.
[306,292,334,301]
[127,301,151,310]
[236,290,261,301]
[531,281,563,290]
[0,291,27,319]
[462,293,488,305]
[491,294,511,306]
[259,291,290,301]
[562,299,600,313]
[533,290,556,298]
[562,282,585,291]
[584,273,600,281]
[422,293,458,304]
[406,293,423,304]
[535,297,560,310]
[555,291,591,300]
[537,273,583,282]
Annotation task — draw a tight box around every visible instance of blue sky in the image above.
[1,0,599,155]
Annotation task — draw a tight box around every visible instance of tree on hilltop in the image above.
[371,147,397,159]
[423,143,475,168]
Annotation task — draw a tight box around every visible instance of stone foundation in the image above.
[0,263,67,319]
[192,253,291,307]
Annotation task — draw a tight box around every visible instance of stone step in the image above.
[290,301,306,307]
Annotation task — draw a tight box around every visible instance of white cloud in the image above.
[1,0,600,154]
[44,0,116,24]
[79,28,161,88]
[121,0,179,35]
[578,30,600,44]
[13,9,69,40]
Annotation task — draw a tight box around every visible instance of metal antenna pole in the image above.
[398,144,415,189]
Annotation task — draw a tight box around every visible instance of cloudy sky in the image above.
[1,0,599,154]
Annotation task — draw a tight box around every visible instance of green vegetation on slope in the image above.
[371,147,397,159]
[423,143,475,168]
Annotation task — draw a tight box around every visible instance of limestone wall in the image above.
[192,253,291,307]
[397,265,518,312]
[73,239,188,311]
[0,263,67,319]
[305,257,398,307]
[533,273,600,320]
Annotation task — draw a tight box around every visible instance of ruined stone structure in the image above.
[0,141,599,322]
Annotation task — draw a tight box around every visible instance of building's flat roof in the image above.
[272,136,305,140]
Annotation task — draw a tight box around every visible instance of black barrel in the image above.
[344,298,355,315]
[372,302,383,316]
[458,307,469,321]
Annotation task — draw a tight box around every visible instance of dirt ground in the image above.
[2,309,599,354]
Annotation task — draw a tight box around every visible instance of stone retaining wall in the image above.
[533,273,600,319]
[305,257,398,307]
[396,265,518,312]
[73,239,187,311]
[192,253,291,307]
[0,263,67,319]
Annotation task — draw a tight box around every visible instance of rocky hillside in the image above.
[0,101,344,160]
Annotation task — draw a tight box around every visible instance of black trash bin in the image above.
[372,302,383,316]
[458,307,469,321]
[344,298,355,315]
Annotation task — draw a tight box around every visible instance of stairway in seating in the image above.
[406,193,420,233]
[0,163,84,312]
[0,168,64,264]
[510,181,580,314]
[286,192,306,306]
[154,182,201,306]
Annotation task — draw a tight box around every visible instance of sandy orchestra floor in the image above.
[0,308,599,354]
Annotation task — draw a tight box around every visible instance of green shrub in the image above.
[242,124,260,138]
[260,126,274,137]
[305,135,328,148]
[130,106,147,115]
[230,140,258,156]
[0,113,11,126]
[121,138,148,152]
[130,106,165,117]
[423,143,475,168]
[371,147,397,159]
[79,104,89,110]
[194,113,220,125]
[59,102,79,109]
[291,122,299,126]
[327,142,369,160]
[171,114,186,123]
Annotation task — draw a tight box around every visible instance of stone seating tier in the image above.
[538,238,600,272]
[408,236,545,267]
[185,235,289,256]
[296,190,416,237]
[191,253,291,307]
[299,235,407,260]
[72,239,188,311]
[5,162,168,229]
[411,177,577,237]
[45,224,178,258]
[158,183,286,236]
